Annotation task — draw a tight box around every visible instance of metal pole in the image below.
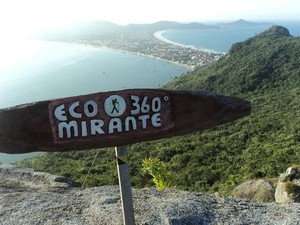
[115,146,135,225]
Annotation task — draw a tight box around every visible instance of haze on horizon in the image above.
[0,0,299,39]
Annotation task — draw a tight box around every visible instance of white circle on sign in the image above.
[104,95,126,117]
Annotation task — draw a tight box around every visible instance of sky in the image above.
[0,0,299,38]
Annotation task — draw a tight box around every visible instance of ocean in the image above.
[0,41,189,109]
[160,21,300,52]
[1,21,299,164]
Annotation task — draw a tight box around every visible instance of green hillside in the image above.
[167,26,300,94]
[18,26,300,195]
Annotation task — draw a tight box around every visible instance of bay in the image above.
[160,21,300,53]
[0,40,189,164]
[0,41,189,108]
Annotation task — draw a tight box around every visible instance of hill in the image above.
[35,20,123,40]
[166,26,298,94]
[163,25,300,192]
[35,19,271,41]
[37,20,217,40]
[125,20,217,31]
[219,19,273,28]
[18,26,300,195]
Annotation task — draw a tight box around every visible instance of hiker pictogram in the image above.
[104,95,126,117]
[111,98,120,114]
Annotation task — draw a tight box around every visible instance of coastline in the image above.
[66,40,194,70]
[67,38,221,69]
[53,29,223,69]
[153,30,226,54]
[98,45,194,70]
[153,30,198,49]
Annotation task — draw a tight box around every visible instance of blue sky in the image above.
[0,0,299,38]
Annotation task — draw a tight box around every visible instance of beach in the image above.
[153,30,225,54]
[65,30,223,68]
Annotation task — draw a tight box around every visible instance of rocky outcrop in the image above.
[0,164,80,191]
[275,167,300,203]
[232,179,275,202]
[1,165,300,225]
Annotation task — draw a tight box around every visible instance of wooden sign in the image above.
[48,90,174,144]
[0,89,251,154]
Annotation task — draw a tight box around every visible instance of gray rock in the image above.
[1,165,300,225]
[275,167,300,203]
[0,164,80,191]
[232,179,275,202]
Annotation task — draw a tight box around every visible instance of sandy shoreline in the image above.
[153,30,196,49]
[153,30,226,54]
[73,41,194,70]
[104,46,193,69]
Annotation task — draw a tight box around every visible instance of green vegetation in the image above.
[142,157,173,190]
[18,26,300,195]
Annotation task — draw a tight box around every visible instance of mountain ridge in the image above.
[219,19,273,27]
[166,25,299,95]
[161,25,300,193]
[36,19,269,39]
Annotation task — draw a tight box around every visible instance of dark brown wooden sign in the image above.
[49,90,174,144]
[0,89,251,154]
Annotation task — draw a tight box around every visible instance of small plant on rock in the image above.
[142,157,173,190]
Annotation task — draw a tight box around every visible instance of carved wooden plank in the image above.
[0,89,251,153]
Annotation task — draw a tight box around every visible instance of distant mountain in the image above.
[37,20,219,40]
[37,19,274,40]
[36,20,123,40]
[125,21,218,31]
[35,18,279,40]
[219,19,273,28]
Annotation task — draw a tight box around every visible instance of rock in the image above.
[275,166,300,203]
[232,179,275,202]
[1,165,300,224]
[262,26,291,37]
[0,164,80,191]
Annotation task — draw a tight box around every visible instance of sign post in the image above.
[0,88,251,225]
[115,146,135,225]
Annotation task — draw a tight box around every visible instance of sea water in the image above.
[160,21,300,52]
[0,41,188,108]
[0,40,189,163]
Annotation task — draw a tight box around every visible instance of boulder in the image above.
[232,179,275,202]
[0,164,80,191]
[275,167,300,203]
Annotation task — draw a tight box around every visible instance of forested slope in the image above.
[18,26,300,195]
